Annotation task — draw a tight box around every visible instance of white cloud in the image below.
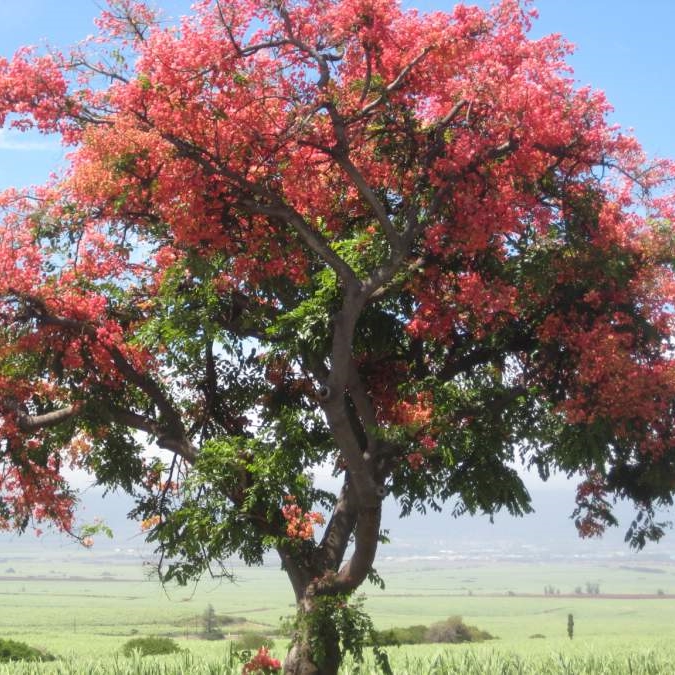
[0,128,60,152]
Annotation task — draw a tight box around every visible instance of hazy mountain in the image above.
[381,488,675,561]
[3,480,673,563]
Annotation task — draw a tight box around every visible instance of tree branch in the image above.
[322,289,380,510]
[437,330,535,381]
[106,407,196,461]
[159,134,360,287]
[314,500,381,596]
[240,198,360,287]
[357,48,432,118]
[345,359,378,457]
[316,477,358,571]
[325,136,403,248]
[8,403,80,432]
[7,290,195,462]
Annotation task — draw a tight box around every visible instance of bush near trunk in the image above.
[371,616,494,646]
[233,633,275,652]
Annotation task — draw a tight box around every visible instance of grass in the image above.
[1,647,675,674]
[2,549,675,670]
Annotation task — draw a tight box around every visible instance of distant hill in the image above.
[2,479,674,563]
[381,487,675,560]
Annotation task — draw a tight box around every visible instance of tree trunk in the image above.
[284,640,340,675]
[283,597,341,675]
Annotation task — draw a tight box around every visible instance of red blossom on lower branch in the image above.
[140,514,161,531]
[281,495,325,540]
[406,452,425,470]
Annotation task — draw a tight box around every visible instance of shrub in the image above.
[0,638,55,662]
[371,617,493,646]
[393,625,428,645]
[121,636,181,657]
[585,582,600,595]
[425,616,494,644]
[370,628,399,646]
[371,624,428,646]
[233,632,275,652]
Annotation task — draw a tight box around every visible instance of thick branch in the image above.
[159,134,359,287]
[10,404,79,432]
[320,293,383,582]
[316,477,358,572]
[314,501,381,596]
[327,139,403,248]
[368,255,425,302]
[107,407,196,462]
[240,198,360,287]
[345,359,378,457]
[105,348,187,438]
[438,330,535,381]
[277,542,313,601]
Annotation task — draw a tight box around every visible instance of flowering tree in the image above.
[1,0,675,672]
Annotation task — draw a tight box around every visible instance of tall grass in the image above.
[0,649,674,674]
[0,651,233,675]
[342,649,675,674]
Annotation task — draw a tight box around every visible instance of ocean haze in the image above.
[3,481,673,565]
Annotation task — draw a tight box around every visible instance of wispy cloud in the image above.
[0,128,61,152]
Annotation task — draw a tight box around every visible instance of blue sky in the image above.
[1,0,674,191]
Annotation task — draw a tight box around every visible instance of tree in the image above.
[202,603,222,639]
[0,0,674,672]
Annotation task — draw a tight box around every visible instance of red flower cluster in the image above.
[242,647,281,674]
[395,392,433,429]
[140,514,160,532]
[281,496,325,541]
[406,452,425,470]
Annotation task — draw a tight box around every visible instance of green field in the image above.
[2,545,675,672]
